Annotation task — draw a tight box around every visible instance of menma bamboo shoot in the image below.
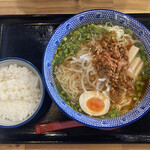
[134,61,144,78]
[130,57,142,72]
[129,45,139,63]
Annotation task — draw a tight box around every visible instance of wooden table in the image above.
[1,144,150,150]
[0,0,149,14]
[0,0,150,149]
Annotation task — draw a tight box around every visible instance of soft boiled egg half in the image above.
[79,91,110,116]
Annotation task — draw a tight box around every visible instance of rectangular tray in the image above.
[0,14,150,144]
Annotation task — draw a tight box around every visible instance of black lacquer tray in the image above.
[0,14,150,144]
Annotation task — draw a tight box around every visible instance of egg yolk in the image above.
[86,97,105,113]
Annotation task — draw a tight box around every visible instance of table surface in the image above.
[0,0,150,149]
[0,0,150,15]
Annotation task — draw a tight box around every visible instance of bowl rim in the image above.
[43,9,150,129]
[0,57,45,128]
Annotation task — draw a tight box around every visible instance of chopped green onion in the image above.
[82,26,86,30]
[144,67,150,73]
[73,44,78,50]
[80,38,86,42]
[91,23,95,26]
[63,37,67,41]
[108,109,120,118]
[79,28,84,33]
[103,26,109,31]
[58,51,63,55]
[70,49,74,54]
[125,28,133,35]
[71,37,76,42]
[143,74,149,80]
[141,82,145,86]
[137,86,142,91]
[144,61,149,66]
[138,92,142,97]
[61,91,65,95]
[55,54,59,58]
[100,116,105,119]
[110,114,116,118]
[140,46,145,51]
[142,56,146,61]
[141,50,147,56]
[62,44,66,50]
[64,54,67,57]
[141,70,145,75]
[87,33,91,39]
[132,94,137,98]
[74,107,78,111]
[74,31,80,35]
[133,97,138,101]
[74,53,77,56]
[57,47,61,51]
[59,94,66,100]
[79,108,82,113]
[65,101,70,105]
[136,81,141,86]
[135,43,142,48]
[64,49,68,54]
[137,54,141,58]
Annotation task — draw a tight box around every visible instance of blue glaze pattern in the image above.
[43,9,150,129]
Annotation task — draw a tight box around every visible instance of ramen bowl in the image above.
[43,9,150,129]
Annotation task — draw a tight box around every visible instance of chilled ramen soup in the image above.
[52,23,150,118]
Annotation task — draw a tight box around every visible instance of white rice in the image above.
[0,64,40,122]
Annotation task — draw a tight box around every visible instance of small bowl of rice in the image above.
[0,57,45,128]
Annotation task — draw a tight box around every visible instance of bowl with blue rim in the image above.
[0,57,45,128]
[43,9,150,129]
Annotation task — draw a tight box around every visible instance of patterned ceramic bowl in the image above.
[43,9,150,129]
[0,57,45,128]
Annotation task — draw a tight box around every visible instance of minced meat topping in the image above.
[91,36,135,101]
